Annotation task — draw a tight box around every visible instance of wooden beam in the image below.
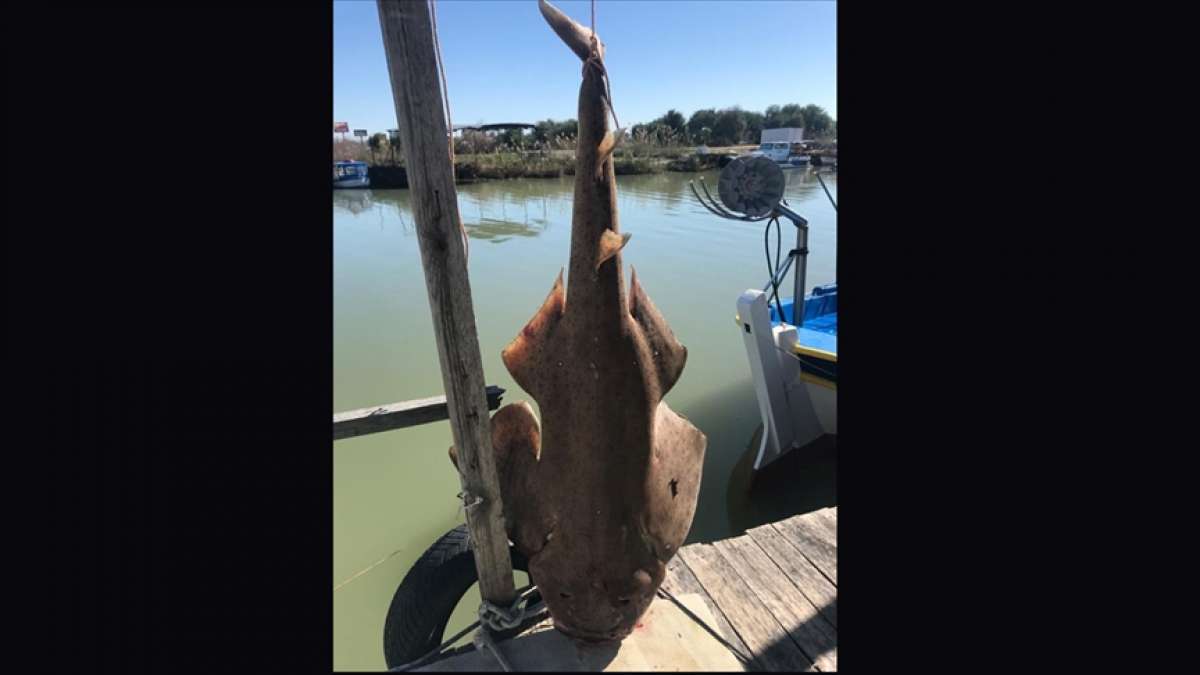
[376,0,516,606]
[333,386,505,440]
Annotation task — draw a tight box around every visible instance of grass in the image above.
[335,135,755,182]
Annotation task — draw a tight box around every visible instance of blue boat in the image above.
[733,202,836,470]
[333,160,370,189]
[737,281,838,471]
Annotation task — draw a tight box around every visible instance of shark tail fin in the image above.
[629,266,688,399]
[501,269,566,400]
[538,0,602,62]
[596,229,631,271]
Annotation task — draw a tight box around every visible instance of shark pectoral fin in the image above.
[596,229,631,270]
[594,129,624,179]
[489,401,542,540]
[644,401,707,561]
[501,269,565,399]
[539,0,602,62]
[629,267,688,397]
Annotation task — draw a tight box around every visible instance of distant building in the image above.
[451,123,535,137]
[761,127,805,144]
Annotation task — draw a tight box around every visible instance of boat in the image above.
[690,156,837,472]
[737,282,837,471]
[810,153,837,169]
[748,141,810,167]
[333,160,370,189]
[747,128,811,168]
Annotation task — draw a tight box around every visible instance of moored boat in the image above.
[333,160,370,189]
[691,155,837,472]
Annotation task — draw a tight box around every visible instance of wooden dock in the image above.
[663,507,838,672]
[418,507,837,672]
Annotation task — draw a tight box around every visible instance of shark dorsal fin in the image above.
[596,229,631,270]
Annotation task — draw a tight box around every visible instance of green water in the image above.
[333,168,837,670]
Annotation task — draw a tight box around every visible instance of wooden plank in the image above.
[417,593,745,671]
[377,0,515,606]
[772,516,838,586]
[799,508,837,549]
[677,543,816,672]
[747,523,837,628]
[662,554,756,669]
[333,385,505,440]
[712,536,837,671]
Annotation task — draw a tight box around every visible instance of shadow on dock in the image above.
[753,597,838,672]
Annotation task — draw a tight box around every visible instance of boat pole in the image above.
[778,203,809,326]
[376,0,516,606]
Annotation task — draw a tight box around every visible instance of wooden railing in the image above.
[333,385,505,440]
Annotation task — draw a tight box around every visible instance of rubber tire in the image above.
[383,524,531,669]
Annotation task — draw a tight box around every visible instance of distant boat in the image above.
[810,154,837,168]
[334,160,370,189]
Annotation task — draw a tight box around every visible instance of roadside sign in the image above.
[334,122,349,133]
[353,129,368,137]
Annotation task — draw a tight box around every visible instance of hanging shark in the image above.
[450,0,706,642]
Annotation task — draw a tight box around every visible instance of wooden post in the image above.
[376,0,516,606]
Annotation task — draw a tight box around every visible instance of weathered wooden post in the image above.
[376,0,516,606]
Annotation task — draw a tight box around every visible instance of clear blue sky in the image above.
[334,0,836,134]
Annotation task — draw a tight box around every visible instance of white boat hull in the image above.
[737,290,837,471]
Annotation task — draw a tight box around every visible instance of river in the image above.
[333,167,837,670]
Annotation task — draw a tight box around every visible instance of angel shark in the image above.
[451,0,706,642]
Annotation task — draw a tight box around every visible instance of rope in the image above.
[764,215,786,322]
[584,0,621,132]
[815,171,838,212]
[429,0,470,262]
[333,546,406,592]
[655,586,755,666]
[474,629,514,671]
[387,584,547,672]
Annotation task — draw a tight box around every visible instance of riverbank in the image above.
[337,144,756,188]
[359,151,743,188]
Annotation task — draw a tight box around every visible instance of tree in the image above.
[367,132,387,164]
[687,108,717,145]
[711,108,746,146]
[496,128,527,149]
[657,109,686,136]
[764,104,783,129]
[742,110,764,144]
[387,130,402,163]
[797,104,834,138]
